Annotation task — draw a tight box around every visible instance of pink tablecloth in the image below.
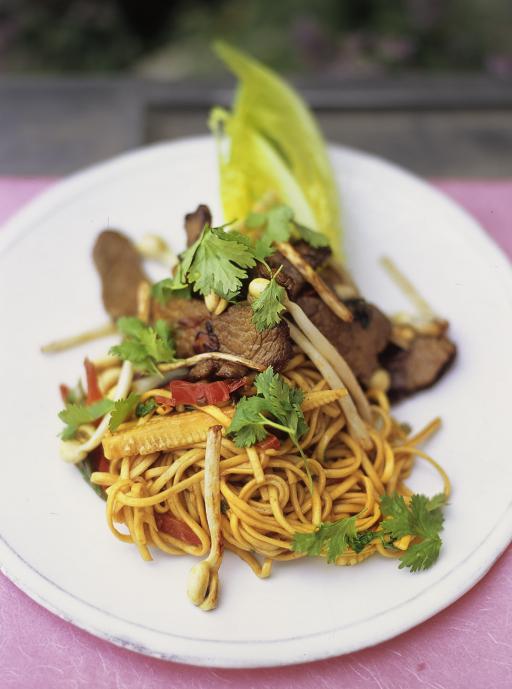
[1,178,511,689]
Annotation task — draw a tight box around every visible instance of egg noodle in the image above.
[89,346,450,607]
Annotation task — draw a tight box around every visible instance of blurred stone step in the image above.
[1,76,511,176]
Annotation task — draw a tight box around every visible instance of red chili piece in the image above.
[155,512,201,546]
[88,446,110,473]
[169,378,247,406]
[84,358,102,404]
[59,384,70,404]
[257,434,281,451]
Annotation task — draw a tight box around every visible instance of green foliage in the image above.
[251,272,286,331]
[228,367,308,449]
[110,317,176,375]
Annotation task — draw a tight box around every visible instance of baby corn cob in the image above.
[102,389,348,460]
[301,388,347,412]
[103,407,235,460]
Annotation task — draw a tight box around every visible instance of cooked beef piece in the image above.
[152,297,210,359]
[92,230,148,319]
[319,265,359,300]
[193,321,219,353]
[253,241,331,299]
[213,302,292,371]
[381,335,456,397]
[297,293,391,385]
[153,297,292,378]
[184,204,212,247]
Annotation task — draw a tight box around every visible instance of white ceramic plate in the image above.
[0,137,511,668]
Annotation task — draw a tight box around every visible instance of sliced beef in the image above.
[297,293,391,385]
[189,303,293,380]
[319,265,359,300]
[93,230,148,319]
[184,204,212,247]
[381,335,456,397]
[152,297,211,359]
[213,303,292,371]
[254,241,331,299]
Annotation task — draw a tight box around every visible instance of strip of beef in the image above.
[254,240,331,299]
[152,298,212,359]
[93,230,148,319]
[185,204,212,247]
[189,303,293,380]
[381,335,456,398]
[297,292,391,386]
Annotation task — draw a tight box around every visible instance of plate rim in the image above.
[1,135,511,668]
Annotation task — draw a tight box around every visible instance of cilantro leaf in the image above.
[151,276,191,303]
[398,536,442,572]
[109,393,141,432]
[253,236,274,263]
[251,274,286,331]
[294,492,447,572]
[110,317,176,375]
[348,530,377,553]
[136,397,157,417]
[182,226,259,300]
[228,367,308,452]
[380,492,447,572]
[247,204,330,251]
[59,398,114,439]
[292,516,369,564]
[263,205,294,243]
[380,493,411,540]
[245,211,267,228]
[254,368,307,441]
[294,221,330,248]
[409,493,445,539]
[227,396,270,447]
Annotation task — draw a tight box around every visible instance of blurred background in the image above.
[1,0,511,175]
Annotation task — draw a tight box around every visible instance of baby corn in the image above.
[103,407,235,460]
[102,389,347,460]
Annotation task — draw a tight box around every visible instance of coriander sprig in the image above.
[228,367,308,448]
[246,204,330,249]
[227,367,312,487]
[109,317,176,376]
[58,392,141,439]
[152,223,272,304]
[380,493,447,572]
[151,207,328,310]
[292,516,376,564]
[250,268,286,332]
[291,492,448,573]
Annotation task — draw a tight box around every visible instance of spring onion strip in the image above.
[41,322,116,353]
[285,296,372,422]
[287,322,371,450]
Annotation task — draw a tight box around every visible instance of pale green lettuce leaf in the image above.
[211,41,343,257]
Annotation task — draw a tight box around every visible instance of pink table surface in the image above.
[1,177,511,689]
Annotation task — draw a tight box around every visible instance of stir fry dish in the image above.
[47,43,456,611]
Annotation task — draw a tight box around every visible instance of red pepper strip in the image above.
[257,434,281,451]
[155,512,201,546]
[59,384,70,404]
[89,446,110,473]
[169,378,247,407]
[84,358,102,404]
